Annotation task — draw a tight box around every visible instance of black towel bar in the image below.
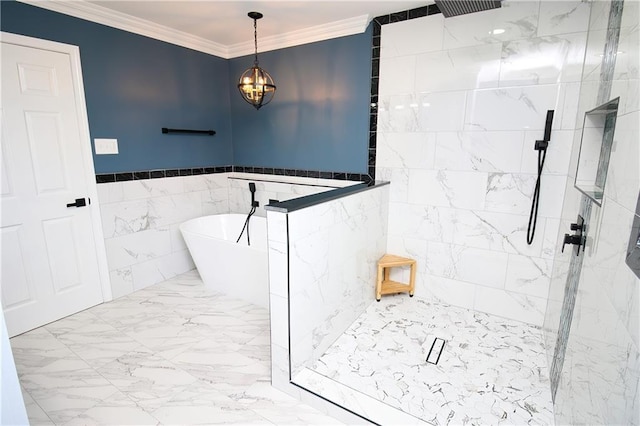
[162,128,216,136]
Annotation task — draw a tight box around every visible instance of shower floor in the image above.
[309,294,555,425]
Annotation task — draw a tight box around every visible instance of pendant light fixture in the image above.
[237,11,276,110]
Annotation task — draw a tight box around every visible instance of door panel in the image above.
[1,40,104,336]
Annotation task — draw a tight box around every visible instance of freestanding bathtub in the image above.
[180,214,269,309]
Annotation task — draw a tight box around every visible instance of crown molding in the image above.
[17,0,371,59]
[227,14,370,58]
[17,0,230,57]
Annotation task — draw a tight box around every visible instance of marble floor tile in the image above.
[309,294,555,425]
[10,270,339,425]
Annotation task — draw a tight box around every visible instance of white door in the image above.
[1,34,108,337]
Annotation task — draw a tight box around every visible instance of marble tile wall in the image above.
[544,0,640,424]
[97,173,352,299]
[376,0,592,326]
[267,184,390,395]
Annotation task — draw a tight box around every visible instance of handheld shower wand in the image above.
[237,182,259,245]
[527,110,554,245]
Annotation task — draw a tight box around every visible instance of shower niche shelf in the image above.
[574,97,619,205]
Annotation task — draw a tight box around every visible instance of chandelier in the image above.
[237,12,276,110]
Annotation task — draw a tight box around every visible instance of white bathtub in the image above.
[180,214,269,308]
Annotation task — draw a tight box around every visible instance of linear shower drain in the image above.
[426,337,446,365]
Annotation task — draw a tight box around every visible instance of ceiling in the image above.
[20,0,430,58]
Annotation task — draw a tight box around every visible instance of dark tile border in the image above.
[96,5,441,188]
[96,166,372,185]
[368,4,441,181]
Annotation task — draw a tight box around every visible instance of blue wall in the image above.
[1,1,371,175]
[229,30,372,173]
[1,0,234,173]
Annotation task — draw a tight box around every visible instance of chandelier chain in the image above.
[253,18,259,67]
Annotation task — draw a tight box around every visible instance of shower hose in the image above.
[526,147,547,245]
[236,205,256,246]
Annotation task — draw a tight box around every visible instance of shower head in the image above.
[434,0,502,18]
[249,182,256,193]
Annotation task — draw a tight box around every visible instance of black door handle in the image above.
[66,198,87,208]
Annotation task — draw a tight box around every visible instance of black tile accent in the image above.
[308,170,320,178]
[295,170,308,177]
[204,167,216,174]
[192,168,205,175]
[134,171,150,180]
[409,6,429,19]
[368,149,377,165]
[166,169,180,177]
[333,172,347,180]
[371,59,380,78]
[367,4,441,183]
[235,166,245,173]
[369,114,378,132]
[319,171,333,179]
[274,168,285,176]
[179,169,192,176]
[115,172,133,182]
[390,11,408,23]
[374,15,390,26]
[427,4,441,15]
[369,132,377,149]
[372,22,382,37]
[150,170,165,179]
[96,174,115,183]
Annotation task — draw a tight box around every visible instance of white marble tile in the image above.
[387,202,455,243]
[537,0,591,37]
[294,368,422,425]
[435,130,525,173]
[96,348,199,410]
[130,249,194,291]
[614,22,640,81]
[100,198,155,238]
[108,267,134,299]
[121,177,184,201]
[376,167,409,203]
[474,286,546,326]
[96,182,124,204]
[464,84,561,131]
[610,79,640,117]
[310,296,553,423]
[484,173,536,215]
[442,0,539,49]
[376,131,436,170]
[450,209,543,258]
[151,381,271,425]
[419,170,488,209]
[19,356,120,424]
[415,42,502,92]
[425,242,508,289]
[419,275,476,310]
[104,228,172,270]
[381,15,444,57]
[521,129,574,176]
[416,90,468,131]
[505,254,552,298]
[21,389,54,425]
[378,55,416,95]
[581,29,608,82]
[149,192,202,228]
[65,390,160,425]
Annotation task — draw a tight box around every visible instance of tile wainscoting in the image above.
[96,173,360,299]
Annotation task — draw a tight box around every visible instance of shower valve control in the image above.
[562,215,585,256]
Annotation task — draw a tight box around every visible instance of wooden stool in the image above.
[376,254,416,301]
